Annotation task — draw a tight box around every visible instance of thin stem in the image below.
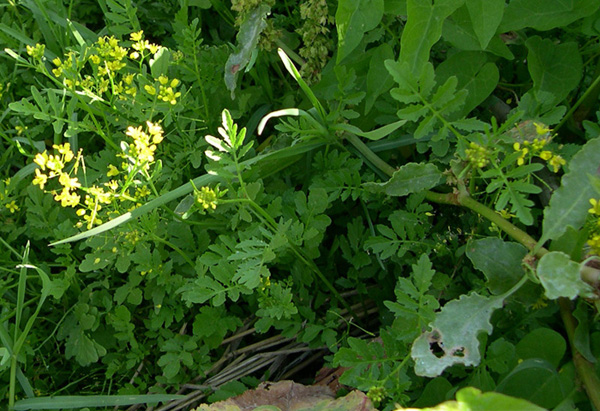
[556,64,600,131]
[558,298,600,410]
[345,133,396,177]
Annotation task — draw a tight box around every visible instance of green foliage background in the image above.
[1,0,600,410]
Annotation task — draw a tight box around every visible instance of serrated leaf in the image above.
[411,292,504,377]
[500,0,600,32]
[466,238,527,295]
[400,0,465,74]
[526,36,582,107]
[364,162,442,196]
[335,0,384,63]
[536,251,594,300]
[541,137,600,244]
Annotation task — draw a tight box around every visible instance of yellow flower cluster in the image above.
[33,143,82,207]
[195,186,219,211]
[465,142,491,169]
[588,199,600,255]
[144,75,182,105]
[26,43,45,60]
[120,121,164,170]
[0,178,20,214]
[47,31,170,103]
[512,123,565,172]
[31,123,163,229]
[129,30,160,59]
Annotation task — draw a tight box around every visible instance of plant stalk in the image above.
[558,298,600,410]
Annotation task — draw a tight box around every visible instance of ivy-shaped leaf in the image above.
[465,0,504,49]
[500,0,600,32]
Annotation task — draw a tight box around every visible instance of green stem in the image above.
[149,233,195,268]
[558,298,600,410]
[345,133,396,177]
[556,64,600,131]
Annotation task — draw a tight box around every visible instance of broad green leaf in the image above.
[13,394,185,410]
[540,137,600,246]
[365,43,395,114]
[436,51,499,116]
[364,162,442,197]
[224,4,270,99]
[412,292,506,377]
[400,0,465,74]
[500,0,600,32]
[411,377,453,408]
[573,300,596,363]
[442,7,514,60]
[451,387,545,411]
[465,0,504,49]
[335,0,384,64]
[466,238,527,295]
[496,359,565,409]
[516,328,566,368]
[150,47,171,78]
[536,251,594,300]
[526,36,582,107]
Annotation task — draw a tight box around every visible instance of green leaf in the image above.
[333,119,407,141]
[400,0,465,74]
[500,0,600,31]
[466,238,527,295]
[13,394,185,410]
[364,162,442,197]
[516,328,566,368]
[540,137,600,245]
[335,0,384,64]
[150,47,171,79]
[411,282,524,378]
[451,387,545,411]
[526,36,583,107]
[365,43,395,114]
[411,377,453,408]
[465,0,504,49]
[224,4,270,99]
[442,6,514,60]
[573,300,596,363]
[536,251,594,300]
[496,359,566,409]
[435,51,499,116]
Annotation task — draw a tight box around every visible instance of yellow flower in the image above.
[534,122,551,135]
[53,143,74,162]
[107,164,120,177]
[34,151,49,170]
[54,188,80,207]
[548,155,566,173]
[589,199,600,215]
[32,168,48,189]
[539,151,552,161]
[130,30,144,42]
[5,200,19,213]
[58,172,81,189]
[144,84,156,95]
